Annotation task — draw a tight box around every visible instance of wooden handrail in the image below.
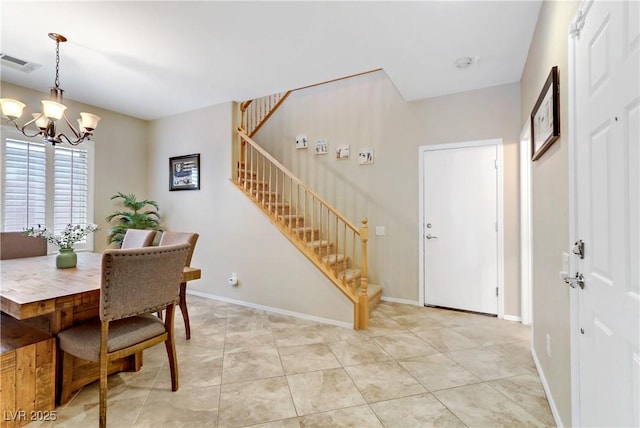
[233,128,370,328]
[238,129,361,233]
[240,92,292,138]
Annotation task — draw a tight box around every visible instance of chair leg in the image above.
[178,282,191,339]
[164,307,179,391]
[99,356,108,428]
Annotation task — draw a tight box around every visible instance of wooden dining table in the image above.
[0,251,201,404]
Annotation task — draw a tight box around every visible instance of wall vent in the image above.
[0,53,41,73]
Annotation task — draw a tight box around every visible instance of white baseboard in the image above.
[381,296,421,306]
[502,314,522,322]
[187,290,352,329]
[531,347,563,427]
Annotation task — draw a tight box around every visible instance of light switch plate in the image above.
[559,252,570,280]
[375,226,385,236]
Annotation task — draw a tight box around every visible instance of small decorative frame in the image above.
[336,144,350,159]
[169,153,200,191]
[531,66,560,161]
[315,139,328,155]
[295,135,308,149]
[358,148,374,165]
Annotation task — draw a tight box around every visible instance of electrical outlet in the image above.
[228,272,238,286]
[546,333,551,357]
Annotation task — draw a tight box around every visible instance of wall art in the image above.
[315,139,328,155]
[169,153,200,191]
[358,148,374,165]
[531,66,560,161]
[336,144,350,159]
[296,135,308,149]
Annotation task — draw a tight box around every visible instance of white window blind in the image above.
[54,146,89,234]
[2,132,94,251]
[3,139,46,231]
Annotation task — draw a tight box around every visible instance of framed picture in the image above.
[315,139,328,155]
[169,153,200,191]
[336,144,350,159]
[358,148,374,165]
[295,135,308,149]
[531,66,560,161]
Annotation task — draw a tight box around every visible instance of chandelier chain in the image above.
[55,39,60,89]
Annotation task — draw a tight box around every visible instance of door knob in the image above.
[564,272,585,289]
[426,234,438,239]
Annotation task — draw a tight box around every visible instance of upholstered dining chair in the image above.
[0,232,47,259]
[120,229,156,249]
[158,231,199,339]
[57,243,190,428]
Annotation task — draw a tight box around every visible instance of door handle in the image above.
[425,234,438,240]
[564,272,585,289]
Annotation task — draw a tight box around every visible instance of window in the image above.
[1,128,95,252]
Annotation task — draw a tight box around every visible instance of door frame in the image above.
[418,139,505,318]
[519,123,533,326]
[568,1,592,425]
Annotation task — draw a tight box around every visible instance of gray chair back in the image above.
[100,243,190,321]
[120,229,156,249]
[158,231,199,266]
[0,232,47,260]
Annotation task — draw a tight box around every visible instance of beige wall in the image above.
[0,82,149,252]
[146,102,353,325]
[520,1,580,426]
[257,71,523,316]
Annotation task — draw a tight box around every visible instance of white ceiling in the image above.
[1,1,542,121]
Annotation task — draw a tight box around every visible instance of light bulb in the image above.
[32,113,49,130]
[42,100,67,120]
[0,99,26,119]
[79,112,100,131]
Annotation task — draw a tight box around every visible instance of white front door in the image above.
[422,142,499,315]
[572,0,639,426]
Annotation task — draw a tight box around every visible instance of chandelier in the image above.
[0,33,100,146]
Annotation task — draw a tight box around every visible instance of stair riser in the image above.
[295,230,320,241]
[324,260,350,272]
[312,245,333,257]
[240,180,269,190]
[280,217,305,226]
[253,193,279,203]
[238,170,258,179]
[266,205,291,215]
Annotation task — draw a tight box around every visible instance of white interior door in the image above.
[423,143,498,315]
[573,0,639,426]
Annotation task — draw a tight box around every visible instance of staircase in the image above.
[234,95,381,329]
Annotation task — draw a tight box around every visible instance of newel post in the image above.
[238,101,252,168]
[357,217,369,329]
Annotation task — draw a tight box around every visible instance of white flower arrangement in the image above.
[24,223,99,249]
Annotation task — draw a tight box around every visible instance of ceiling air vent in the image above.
[0,53,41,73]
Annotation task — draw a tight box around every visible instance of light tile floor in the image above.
[39,296,555,427]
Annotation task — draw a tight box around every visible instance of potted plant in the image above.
[24,223,99,268]
[106,192,162,246]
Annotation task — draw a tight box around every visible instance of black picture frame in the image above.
[169,154,200,191]
[531,66,560,161]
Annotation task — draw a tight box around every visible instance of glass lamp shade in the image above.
[79,112,100,131]
[32,113,49,130]
[0,99,26,119]
[41,100,67,120]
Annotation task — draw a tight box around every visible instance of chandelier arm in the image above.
[11,116,44,138]
[56,132,85,146]
[62,112,82,139]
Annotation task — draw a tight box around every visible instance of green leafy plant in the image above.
[106,192,161,246]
